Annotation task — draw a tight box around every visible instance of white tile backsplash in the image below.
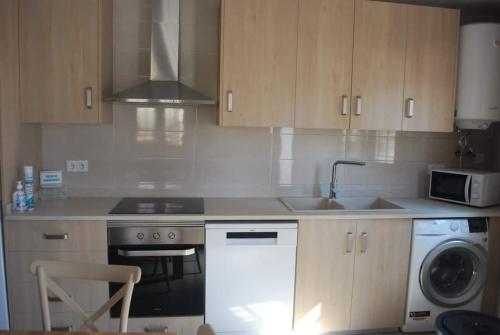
[40,0,495,198]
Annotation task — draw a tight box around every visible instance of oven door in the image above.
[108,243,204,318]
[430,171,471,204]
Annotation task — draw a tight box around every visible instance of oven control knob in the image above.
[168,232,176,240]
[137,233,144,240]
[450,222,460,232]
[153,232,160,240]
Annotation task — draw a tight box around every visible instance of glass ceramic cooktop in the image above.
[109,197,204,215]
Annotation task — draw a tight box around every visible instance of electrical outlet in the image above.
[66,160,88,172]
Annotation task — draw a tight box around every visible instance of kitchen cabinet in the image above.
[219,0,459,133]
[350,219,412,330]
[294,218,411,332]
[219,0,298,127]
[294,220,356,332]
[19,0,112,124]
[481,217,500,315]
[4,220,109,331]
[295,0,354,129]
[402,5,460,132]
[350,0,407,131]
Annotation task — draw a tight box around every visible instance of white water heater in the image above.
[456,23,500,130]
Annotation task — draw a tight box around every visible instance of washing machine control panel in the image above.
[414,218,488,235]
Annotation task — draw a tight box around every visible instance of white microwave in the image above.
[429,168,500,207]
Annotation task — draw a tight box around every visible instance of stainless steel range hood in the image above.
[104,0,216,106]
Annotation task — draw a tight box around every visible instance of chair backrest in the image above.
[197,324,216,335]
[30,260,141,333]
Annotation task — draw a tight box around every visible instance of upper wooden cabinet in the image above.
[19,0,112,124]
[402,5,460,132]
[219,0,298,127]
[294,218,411,333]
[350,0,407,131]
[295,0,354,129]
[219,0,459,132]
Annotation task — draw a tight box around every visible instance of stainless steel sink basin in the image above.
[279,197,404,213]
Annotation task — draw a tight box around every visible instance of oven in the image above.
[107,222,205,318]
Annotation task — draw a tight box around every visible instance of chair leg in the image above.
[195,250,202,274]
[160,257,170,292]
[153,257,159,275]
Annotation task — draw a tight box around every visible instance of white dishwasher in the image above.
[205,221,298,335]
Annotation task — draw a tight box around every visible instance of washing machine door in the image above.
[420,239,487,308]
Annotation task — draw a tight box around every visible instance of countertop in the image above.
[5,197,500,222]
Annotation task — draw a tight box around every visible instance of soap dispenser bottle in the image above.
[12,180,27,212]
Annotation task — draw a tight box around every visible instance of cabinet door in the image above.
[219,0,298,127]
[402,6,459,132]
[295,0,354,129]
[294,220,356,333]
[19,0,100,123]
[350,219,411,330]
[350,0,407,131]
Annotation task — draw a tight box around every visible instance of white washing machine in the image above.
[402,218,489,333]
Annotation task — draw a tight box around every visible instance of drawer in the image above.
[6,251,107,285]
[11,312,111,331]
[5,220,106,252]
[9,280,108,314]
[111,316,203,334]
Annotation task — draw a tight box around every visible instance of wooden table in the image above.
[1,332,176,335]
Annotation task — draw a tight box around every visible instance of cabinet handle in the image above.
[52,326,73,331]
[406,98,415,118]
[341,95,348,116]
[85,87,93,109]
[48,296,63,302]
[227,91,233,113]
[43,233,69,240]
[346,232,354,253]
[360,232,368,253]
[145,327,169,333]
[355,96,362,116]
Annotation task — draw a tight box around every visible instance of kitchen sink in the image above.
[279,197,404,213]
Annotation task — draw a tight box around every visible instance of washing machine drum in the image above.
[420,239,488,307]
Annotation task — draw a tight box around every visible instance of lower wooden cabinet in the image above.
[294,218,412,332]
[4,220,110,331]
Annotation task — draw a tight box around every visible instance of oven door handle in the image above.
[117,248,196,257]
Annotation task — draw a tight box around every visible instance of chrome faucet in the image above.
[329,160,366,199]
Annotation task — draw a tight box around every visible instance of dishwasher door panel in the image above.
[205,223,297,334]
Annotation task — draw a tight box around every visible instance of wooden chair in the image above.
[30,260,141,332]
[197,324,216,335]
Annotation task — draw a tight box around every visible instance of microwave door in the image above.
[430,171,470,203]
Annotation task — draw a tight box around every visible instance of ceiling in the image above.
[385,0,500,8]
[385,0,500,23]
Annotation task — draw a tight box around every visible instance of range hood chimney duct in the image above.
[105,0,216,106]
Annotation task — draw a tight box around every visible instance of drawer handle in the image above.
[360,232,368,253]
[346,232,354,253]
[341,95,348,116]
[43,233,69,240]
[145,327,168,333]
[52,325,73,331]
[48,294,71,302]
